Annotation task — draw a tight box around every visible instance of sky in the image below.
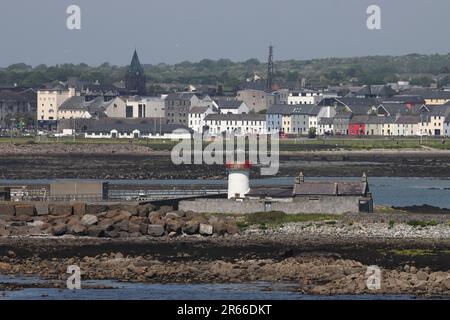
[0,0,449,66]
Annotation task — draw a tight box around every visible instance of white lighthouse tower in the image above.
[225,161,251,199]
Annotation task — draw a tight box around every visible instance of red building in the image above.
[348,116,369,136]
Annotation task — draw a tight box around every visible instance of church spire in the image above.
[125,49,146,94]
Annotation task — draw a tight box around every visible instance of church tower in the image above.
[125,50,146,95]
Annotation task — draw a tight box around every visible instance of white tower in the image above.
[226,162,251,199]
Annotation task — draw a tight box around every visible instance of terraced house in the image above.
[266,104,313,135]
[204,113,267,136]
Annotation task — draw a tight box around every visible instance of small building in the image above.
[179,172,373,215]
[204,113,267,136]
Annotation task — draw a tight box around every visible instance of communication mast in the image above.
[266,45,274,93]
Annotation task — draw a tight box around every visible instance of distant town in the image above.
[2,48,450,140]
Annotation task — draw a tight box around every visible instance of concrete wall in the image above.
[179,196,365,215]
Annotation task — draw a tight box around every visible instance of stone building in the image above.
[179,172,373,215]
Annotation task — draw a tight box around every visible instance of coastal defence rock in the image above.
[199,223,213,236]
[81,214,98,226]
[14,204,36,216]
[0,203,241,239]
[0,204,15,217]
[49,204,73,216]
[147,224,165,237]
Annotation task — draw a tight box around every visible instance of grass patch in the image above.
[241,211,340,229]
[390,249,436,257]
[388,220,395,229]
[406,220,439,228]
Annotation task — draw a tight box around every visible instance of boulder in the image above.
[139,223,149,235]
[199,223,213,236]
[226,222,240,235]
[182,220,199,235]
[72,203,86,216]
[121,205,138,215]
[165,212,181,220]
[67,222,87,236]
[81,214,98,226]
[97,218,115,231]
[165,218,184,233]
[111,211,132,223]
[130,216,145,224]
[0,226,10,237]
[158,206,173,214]
[105,230,120,238]
[28,220,45,228]
[147,224,165,237]
[34,204,49,216]
[87,226,105,237]
[211,219,228,235]
[137,204,153,217]
[149,212,163,224]
[86,204,108,215]
[115,220,129,232]
[0,204,15,217]
[128,222,141,234]
[14,204,36,216]
[49,204,72,216]
[50,223,67,236]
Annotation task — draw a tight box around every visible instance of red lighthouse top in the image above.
[225,160,252,169]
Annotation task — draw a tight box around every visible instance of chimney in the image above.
[68,87,76,97]
[295,171,304,184]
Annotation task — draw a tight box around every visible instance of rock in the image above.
[165,212,180,220]
[72,203,86,215]
[50,223,67,236]
[7,250,15,258]
[212,219,228,235]
[128,222,141,234]
[165,218,184,233]
[49,204,72,216]
[118,231,129,238]
[441,279,450,291]
[226,222,240,235]
[14,204,36,216]
[12,215,34,222]
[87,226,105,237]
[28,220,45,228]
[148,212,163,224]
[81,214,98,226]
[147,224,165,237]
[105,230,119,238]
[115,220,129,232]
[111,211,132,223]
[0,204,15,217]
[137,204,153,217]
[416,271,429,281]
[34,204,49,216]
[0,227,10,237]
[182,220,199,235]
[121,205,138,215]
[139,223,149,235]
[158,206,173,214]
[168,231,178,238]
[130,216,145,224]
[97,218,115,231]
[67,222,87,236]
[199,223,213,236]
[86,204,108,215]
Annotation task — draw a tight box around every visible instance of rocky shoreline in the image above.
[2,145,450,179]
[0,202,448,297]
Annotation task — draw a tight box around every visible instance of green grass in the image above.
[238,211,340,229]
[406,220,439,228]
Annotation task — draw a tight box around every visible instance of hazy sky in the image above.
[0,0,449,66]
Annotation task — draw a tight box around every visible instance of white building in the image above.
[418,105,450,136]
[125,96,165,118]
[287,91,323,105]
[266,104,312,135]
[216,100,250,114]
[204,114,267,136]
[188,106,216,133]
[37,86,78,125]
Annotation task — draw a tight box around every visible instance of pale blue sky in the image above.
[0,0,449,66]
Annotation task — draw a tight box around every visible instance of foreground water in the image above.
[1,177,450,207]
[0,275,423,300]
